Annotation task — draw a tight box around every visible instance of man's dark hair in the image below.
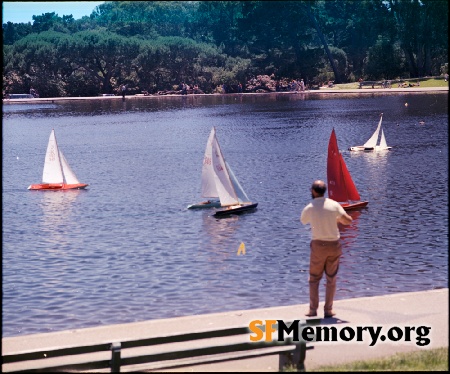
[312,181,327,195]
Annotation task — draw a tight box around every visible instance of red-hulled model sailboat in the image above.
[28,129,88,190]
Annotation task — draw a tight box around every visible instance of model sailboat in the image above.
[187,127,222,209]
[28,129,88,190]
[327,128,368,210]
[200,127,257,217]
[349,113,391,151]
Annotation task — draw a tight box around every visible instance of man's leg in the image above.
[308,241,326,315]
[324,241,342,316]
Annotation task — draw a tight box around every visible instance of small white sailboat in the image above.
[28,129,88,190]
[349,113,391,151]
[187,128,222,209]
[205,127,257,217]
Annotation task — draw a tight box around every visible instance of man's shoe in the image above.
[305,310,317,317]
[324,311,336,318]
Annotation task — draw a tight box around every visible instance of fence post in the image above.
[110,342,121,372]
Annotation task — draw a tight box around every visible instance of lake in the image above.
[2,91,448,337]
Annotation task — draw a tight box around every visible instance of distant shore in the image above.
[3,86,448,105]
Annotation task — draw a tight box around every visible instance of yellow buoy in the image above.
[237,242,246,255]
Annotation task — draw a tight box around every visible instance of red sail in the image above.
[327,128,361,202]
[339,153,361,201]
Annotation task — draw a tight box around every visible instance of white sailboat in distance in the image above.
[349,113,391,151]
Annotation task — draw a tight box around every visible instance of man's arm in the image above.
[300,206,310,225]
[337,212,353,225]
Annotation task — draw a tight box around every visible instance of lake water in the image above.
[2,92,448,337]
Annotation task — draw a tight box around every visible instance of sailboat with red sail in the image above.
[327,128,368,210]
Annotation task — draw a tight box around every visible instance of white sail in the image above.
[363,114,383,149]
[211,131,240,206]
[200,127,219,198]
[42,129,64,184]
[59,149,80,184]
[378,129,388,150]
[226,162,250,203]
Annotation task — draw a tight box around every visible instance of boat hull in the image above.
[213,203,258,217]
[340,201,368,211]
[28,183,88,190]
[187,200,222,209]
[348,146,365,151]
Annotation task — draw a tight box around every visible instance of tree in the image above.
[3,21,33,45]
[306,3,342,83]
[31,12,60,33]
[70,30,141,94]
[365,37,405,79]
[385,0,448,77]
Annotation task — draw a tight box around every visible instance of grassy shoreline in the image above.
[283,347,449,372]
[3,79,448,103]
[311,346,448,372]
[328,77,449,90]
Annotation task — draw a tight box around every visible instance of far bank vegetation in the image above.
[3,0,448,98]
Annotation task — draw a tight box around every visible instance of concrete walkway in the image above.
[164,288,449,371]
[2,288,448,372]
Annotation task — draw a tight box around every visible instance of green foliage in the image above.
[365,37,405,79]
[307,347,449,372]
[2,0,448,97]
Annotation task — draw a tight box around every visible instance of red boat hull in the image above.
[341,201,368,211]
[28,183,88,190]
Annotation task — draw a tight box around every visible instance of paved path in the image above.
[2,288,447,372]
[163,288,449,371]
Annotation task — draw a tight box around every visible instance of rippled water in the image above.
[2,92,448,337]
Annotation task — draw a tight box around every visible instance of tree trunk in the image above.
[424,43,432,76]
[306,5,342,83]
[405,48,418,78]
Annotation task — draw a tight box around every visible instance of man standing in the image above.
[300,180,352,318]
[120,84,127,99]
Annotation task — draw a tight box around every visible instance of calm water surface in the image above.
[3,92,448,337]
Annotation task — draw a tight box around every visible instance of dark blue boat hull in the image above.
[213,203,258,217]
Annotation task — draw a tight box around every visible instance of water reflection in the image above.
[348,149,390,162]
[339,210,361,248]
[37,190,82,250]
[202,211,238,260]
[347,150,390,208]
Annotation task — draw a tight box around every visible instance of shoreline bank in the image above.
[3,86,448,105]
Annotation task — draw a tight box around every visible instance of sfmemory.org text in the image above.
[248,320,431,347]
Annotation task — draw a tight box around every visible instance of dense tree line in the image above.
[3,0,448,98]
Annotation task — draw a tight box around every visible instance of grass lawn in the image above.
[290,347,448,372]
[332,78,448,90]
